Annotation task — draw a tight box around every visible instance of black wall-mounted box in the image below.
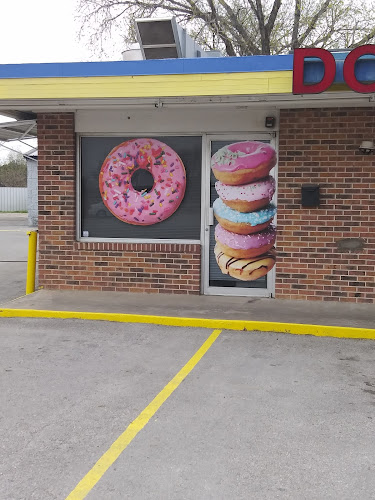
[301,184,320,207]
[265,116,276,128]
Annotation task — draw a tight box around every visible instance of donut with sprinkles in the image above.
[99,138,186,225]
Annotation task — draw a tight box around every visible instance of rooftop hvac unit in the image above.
[135,17,221,60]
[122,43,143,61]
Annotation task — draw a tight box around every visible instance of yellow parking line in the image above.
[65,328,222,500]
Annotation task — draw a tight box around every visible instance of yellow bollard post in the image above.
[26,230,38,295]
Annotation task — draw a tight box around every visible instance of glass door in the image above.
[202,134,277,297]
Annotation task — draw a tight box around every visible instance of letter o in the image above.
[343,45,375,93]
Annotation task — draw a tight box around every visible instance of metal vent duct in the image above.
[135,17,220,60]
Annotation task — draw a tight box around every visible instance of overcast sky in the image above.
[0,0,124,160]
[0,0,94,64]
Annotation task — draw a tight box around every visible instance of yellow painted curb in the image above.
[0,308,374,340]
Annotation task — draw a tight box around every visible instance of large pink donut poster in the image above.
[211,141,277,282]
[99,138,186,225]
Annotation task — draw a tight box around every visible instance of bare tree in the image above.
[0,152,27,187]
[77,0,375,57]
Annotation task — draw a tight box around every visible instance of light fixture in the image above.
[359,140,375,154]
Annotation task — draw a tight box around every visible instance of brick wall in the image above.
[277,107,375,302]
[37,113,201,294]
[38,109,375,301]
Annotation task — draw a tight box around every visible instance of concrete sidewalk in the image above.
[1,289,375,330]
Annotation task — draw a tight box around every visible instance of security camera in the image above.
[359,140,375,154]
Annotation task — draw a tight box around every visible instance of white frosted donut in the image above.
[211,141,276,185]
[215,176,275,212]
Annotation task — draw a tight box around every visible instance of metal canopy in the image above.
[0,110,36,121]
[0,120,37,142]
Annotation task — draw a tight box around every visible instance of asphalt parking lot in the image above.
[0,214,33,304]
[1,318,374,500]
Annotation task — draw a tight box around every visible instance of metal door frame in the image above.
[201,133,277,297]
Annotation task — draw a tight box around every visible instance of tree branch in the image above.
[218,0,261,54]
[291,0,301,49]
[349,26,375,47]
[206,0,237,55]
[266,0,282,34]
[255,0,268,52]
[298,0,330,47]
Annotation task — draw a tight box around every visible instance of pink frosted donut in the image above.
[211,141,276,185]
[215,176,276,212]
[215,223,276,259]
[99,138,186,225]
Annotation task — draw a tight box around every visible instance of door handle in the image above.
[208,207,214,226]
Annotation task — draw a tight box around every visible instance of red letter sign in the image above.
[293,48,336,94]
[343,44,375,93]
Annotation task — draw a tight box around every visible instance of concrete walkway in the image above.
[0,213,38,303]
[0,213,30,303]
[2,289,375,329]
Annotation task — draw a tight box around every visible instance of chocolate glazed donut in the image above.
[214,245,276,281]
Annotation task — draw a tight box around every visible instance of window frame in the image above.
[76,133,204,244]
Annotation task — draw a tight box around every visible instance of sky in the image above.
[0,0,99,65]
[0,0,123,160]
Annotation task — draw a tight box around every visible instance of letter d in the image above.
[293,48,336,94]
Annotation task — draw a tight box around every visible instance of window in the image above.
[80,136,202,240]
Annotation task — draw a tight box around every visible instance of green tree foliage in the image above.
[78,0,375,57]
[0,152,27,187]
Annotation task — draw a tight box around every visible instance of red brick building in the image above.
[1,52,374,302]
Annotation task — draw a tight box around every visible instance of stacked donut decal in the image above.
[212,141,277,281]
[99,138,186,225]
